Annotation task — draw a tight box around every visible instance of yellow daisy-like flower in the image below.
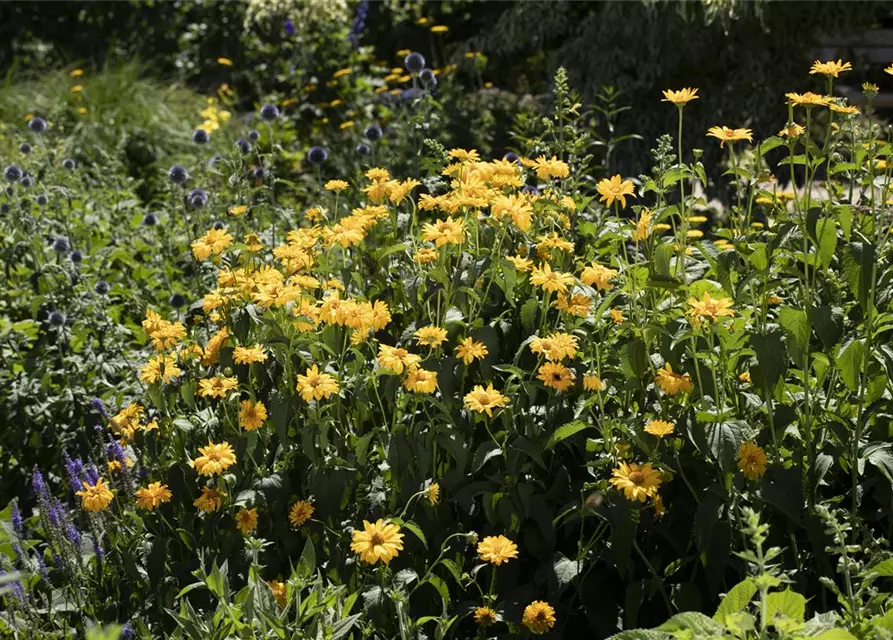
[135,482,172,511]
[464,384,509,417]
[477,535,519,565]
[197,376,239,399]
[229,204,248,216]
[706,126,753,148]
[403,366,438,394]
[455,337,488,364]
[596,174,636,208]
[427,482,440,505]
[289,500,315,527]
[235,507,258,534]
[737,441,767,480]
[414,248,438,264]
[655,363,693,395]
[268,580,287,606]
[473,606,497,626]
[631,208,653,242]
[194,487,226,512]
[686,292,735,328]
[538,362,574,392]
[69,69,84,77]
[378,344,421,374]
[421,216,465,247]
[351,519,404,565]
[778,123,806,138]
[610,462,662,502]
[139,354,181,384]
[739,371,752,384]
[296,365,339,402]
[507,255,533,272]
[528,155,570,180]
[238,399,268,431]
[530,263,575,294]
[522,601,556,635]
[661,87,699,105]
[75,477,114,512]
[786,92,830,107]
[233,344,267,365]
[644,420,675,438]
[414,325,448,348]
[529,332,578,362]
[192,228,233,261]
[217,57,233,66]
[580,262,618,290]
[430,25,449,33]
[809,59,852,78]
[828,103,860,115]
[192,441,237,476]
[610,308,624,324]
[70,84,83,93]
[325,179,349,191]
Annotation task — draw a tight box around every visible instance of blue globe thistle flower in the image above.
[192,129,210,145]
[404,52,426,74]
[52,237,70,253]
[169,292,186,308]
[419,68,437,89]
[4,164,22,182]
[234,139,252,155]
[284,18,295,36]
[248,129,260,142]
[20,175,33,188]
[208,155,223,169]
[356,143,371,156]
[94,280,110,295]
[19,142,32,155]
[62,158,76,170]
[0,204,8,215]
[70,250,83,263]
[260,104,280,121]
[28,116,47,134]
[521,185,540,196]
[348,0,369,48]
[187,188,208,209]
[49,310,66,326]
[35,193,48,206]
[168,165,189,185]
[364,124,382,142]
[212,221,226,231]
[252,167,266,180]
[503,151,520,163]
[307,146,328,164]
[142,212,159,226]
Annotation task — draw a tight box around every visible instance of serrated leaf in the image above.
[546,420,592,450]
[714,578,757,622]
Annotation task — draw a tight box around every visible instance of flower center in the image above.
[370,532,385,546]
[629,471,646,485]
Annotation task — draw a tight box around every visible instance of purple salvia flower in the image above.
[47,499,61,528]
[65,523,81,547]
[63,452,85,492]
[12,542,23,563]
[85,464,100,486]
[106,439,127,467]
[90,397,109,419]
[93,539,104,567]
[31,466,49,504]
[36,553,49,580]
[120,622,135,639]
[52,551,66,572]
[10,499,23,536]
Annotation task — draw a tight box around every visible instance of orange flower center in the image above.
[629,471,646,485]
[370,532,385,546]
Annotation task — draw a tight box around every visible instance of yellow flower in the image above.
[778,123,806,138]
[325,179,349,191]
[245,233,263,252]
[739,371,752,384]
[477,535,518,565]
[583,374,605,391]
[661,87,699,105]
[631,209,653,241]
[75,477,114,512]
[217,57,233,66]
[239,399,268,431]
[296,365,339,402]
[197,376,238,399]
[140,355,181,384]
[233,344,268,365]
[194,487,226,512]
[522,601,557,635]
[378,344,421,374]
[580,262,618,290]
[136,482,172,511]
[610,462,662,502]
[507,255,533,272]
[706,126,753,147]
[554,292,592,317]
[192,228,233,261]
[530,263,575,294]
[528,155,570,180]
[192,441,237,476]
[786,92,830,107]
[655,363,693,395]
[403,366,438,394]
[70,85,83,93]
[289,500,314,527]
[333,67,352,78]
[538,362,575,392]
[596,174,636,208]
[687,292,735,328]
[427,483,440,505]
[69,69,84,77]
[351,519,404,564]
[236,507,258,534]
[339,120,355,130]
[809,59,852,78]
[268,580,287,606]
[464,384,509,417]
[828,103,860,115]
[474,606,498,626]
[644,420,675,438]
[431,25,449,33]
[229,204,248,216]
[421,216,465,247]
[610,308,624,324]
[455,337,488,364]
[529,332,578,361]
[737,441,767,480]
[415,325,448,348]
[414,248,438,264]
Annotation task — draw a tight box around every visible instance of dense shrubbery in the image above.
[4,3,893,639]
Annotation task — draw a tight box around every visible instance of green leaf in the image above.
[809,306,843,350]
[553,556,581,587]
[778,307,809,366]
[620,339,649,379]
[658,611,725,636]
[714,578,757,623]
[297,537,315,579]
[814,217,837,269]
[399,520,428,549]
[206,560,225,599]
[765,588,806,623]
[812,630,858,640]
[704,421,746,472]
[842,239,876,311]
[606,631,672,640]
[869,558,893,576]
[520,298,539,332]
[759,136,785,155]
[750,331,787,390]
[836,339,864,392]
[471,441,503,472]
[330,614,363,639]
[546,420,592,450]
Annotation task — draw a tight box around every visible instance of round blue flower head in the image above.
[168,165,189,185]
[94,280,110,295]
[52,237,70,253]
[28,116,47,134]
[284,18,295,36]
[356,143,371,156]
[187,188,208,209]
[19,142,32,155]
[192,129,210,145]
[169,292,186,308]
[4,164,22,182]
[253,167,266,180]
[364,124,383,142]
[234,139,252,155]
[248,129,260,142]
[49,311,66,326]
[260,104,280,121]
[70,250,83,263]
[503,151,520,163]
[307,146,328,164]
[208,155,223,168]
[62,158,76,170]
[212,221,226,231]
[35,193,48,206]
[521,185,540,196]
[142,212,159,226]
[21,175,33,188]
[419,68,437,88]
[404,52,426,74]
